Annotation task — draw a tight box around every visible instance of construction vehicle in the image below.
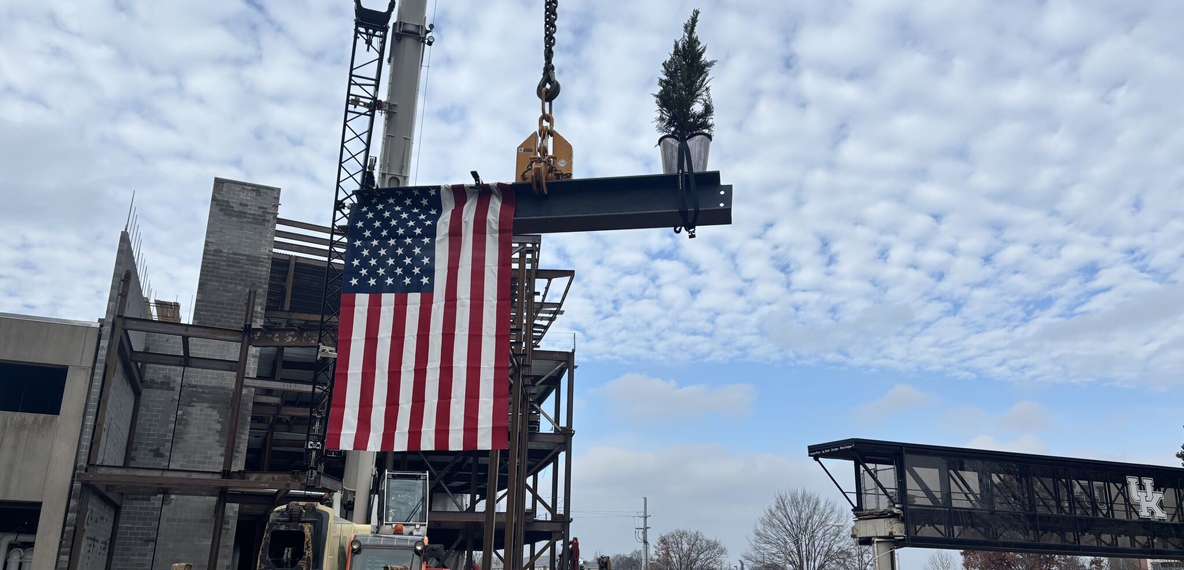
[257,472,444,570]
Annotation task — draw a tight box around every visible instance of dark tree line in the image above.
[602,491,1153,570]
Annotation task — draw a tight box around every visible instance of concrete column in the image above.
[872,539,897,570]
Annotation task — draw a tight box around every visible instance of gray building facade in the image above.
[0,312,100,570]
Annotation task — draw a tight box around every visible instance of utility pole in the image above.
[343,0,432,524]
[636,497,650,570]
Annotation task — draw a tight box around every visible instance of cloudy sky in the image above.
[5,0,1184,565]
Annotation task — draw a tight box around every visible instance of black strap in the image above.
[674,138,700,238]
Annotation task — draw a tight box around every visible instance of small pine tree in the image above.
[1176,426,1184,466]
[654,9,717,140]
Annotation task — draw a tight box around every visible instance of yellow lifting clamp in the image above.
[516,95,572,195]
[517,0,571,195]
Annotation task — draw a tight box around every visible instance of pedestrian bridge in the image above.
[809,438,1184,559]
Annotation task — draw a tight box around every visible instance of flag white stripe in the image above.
[447,186,479,449]
[341,293,370,445]
[477,188,503,448]
[420,186,453,450]
[393,293,420,451]
[367,293,394,450]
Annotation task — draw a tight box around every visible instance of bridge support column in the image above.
[871,538,897,570]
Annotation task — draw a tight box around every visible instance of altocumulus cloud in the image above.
[853,383,938,422]
[5,0,1184,388]
[601,373,755,423]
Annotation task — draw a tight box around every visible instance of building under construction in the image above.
[42,174,578,570]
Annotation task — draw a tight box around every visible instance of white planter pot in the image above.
[659,132,712,174]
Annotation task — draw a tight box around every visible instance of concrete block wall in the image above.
[127,340,184,469]
[95,359,136,466]
[75,498,116,570]
[56,231,147,570]
[108,495,161,570]
[151,178,280,570]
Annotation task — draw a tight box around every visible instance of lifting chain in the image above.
[536,0,560,102]
[518,0,571,195]
[521,91,563,195]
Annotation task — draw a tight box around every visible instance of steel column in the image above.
[207,490,229,570]
[221,291,256,473]
[483,449,500,570]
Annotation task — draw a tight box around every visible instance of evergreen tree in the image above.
[654,9,717,140]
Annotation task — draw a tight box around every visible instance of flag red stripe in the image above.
[352,294,383,449]
[492,185,516,449]
[463,189,493,450]
[434,185,469,449]
[407,291,434,451]
[381,294,408,450]
[327,293,356,449]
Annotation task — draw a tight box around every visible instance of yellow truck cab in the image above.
[256,502,425,570]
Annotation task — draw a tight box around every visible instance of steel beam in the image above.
[250,327,319,347]
[373,171,733,234]
[77,466,342,494]
[121,316,242,342]
[130,351,239,372]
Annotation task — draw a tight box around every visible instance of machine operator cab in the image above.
[257,472,435,570]
[256,502,430,570]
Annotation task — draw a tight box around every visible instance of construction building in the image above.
[0,175,578,570]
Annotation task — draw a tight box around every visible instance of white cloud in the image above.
[939,404,993,434]
[853,384,937,422]
[601,373,755,423]
[4,0,1184,389]
[571,444,840,558]
[996,401,1052,432]
[964,434,1051,455]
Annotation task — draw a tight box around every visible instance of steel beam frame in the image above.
[75,273,345,570]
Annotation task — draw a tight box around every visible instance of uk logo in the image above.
[1127,476,1168,520]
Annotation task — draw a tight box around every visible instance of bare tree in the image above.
[837,542,873,570]
[743,488,852,570]
[653,530,727,570]
[612,550,643,570]
[1104,560,1141,570]
[961,551,1086,570]
[925,551,956,570]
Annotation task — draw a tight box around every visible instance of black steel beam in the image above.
[121,316,242,342]
[250,327,319,347]
[130,350,239,372]
[374,171,733,234]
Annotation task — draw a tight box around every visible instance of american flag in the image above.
[327,184,515,451]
